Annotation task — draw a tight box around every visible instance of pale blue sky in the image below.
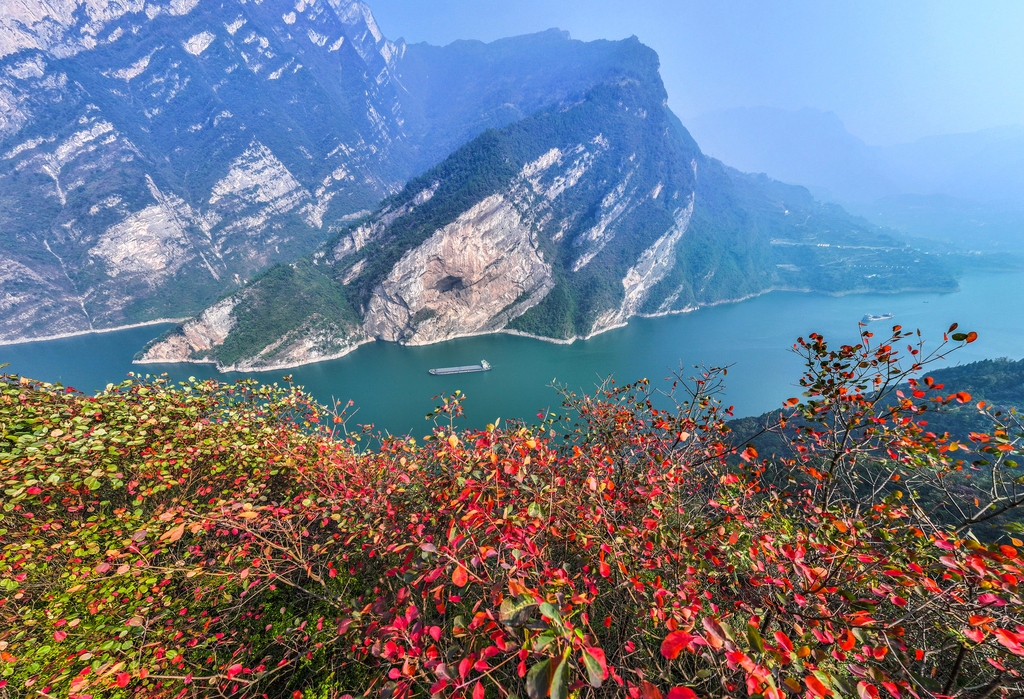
[368,0,1024,145]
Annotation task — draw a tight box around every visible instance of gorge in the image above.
[1,0,958,373]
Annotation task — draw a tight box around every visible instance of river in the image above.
[3,270,1023,436]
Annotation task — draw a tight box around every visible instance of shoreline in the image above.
[499,283,958,346]
[0,318,187,347]
[133,338,376,374]
[29,282,959,374]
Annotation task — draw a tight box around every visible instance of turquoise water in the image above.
[3,270,1023,436]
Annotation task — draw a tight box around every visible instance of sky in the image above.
[367,0,1024,146]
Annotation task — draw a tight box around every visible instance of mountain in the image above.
[0,0,649,342]
[687,107,1024,250]
[685,107,897,205]
[137,56,956,371]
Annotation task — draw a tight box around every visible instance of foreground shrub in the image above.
[1,325,1022,698]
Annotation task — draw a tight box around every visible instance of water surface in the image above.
[3,270,1022,436]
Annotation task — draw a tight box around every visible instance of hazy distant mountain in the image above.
[882,126,1024,207]
[137,51,954,371]
[687,107,1024,249]
[0,0,649,342]
[685,107,897,205]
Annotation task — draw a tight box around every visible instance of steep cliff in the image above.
[139,62,956,370]
[0,0,647,342]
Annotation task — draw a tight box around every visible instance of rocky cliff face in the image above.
[363,193,554,344]
[139,64,955,371]
[1,0,644,343]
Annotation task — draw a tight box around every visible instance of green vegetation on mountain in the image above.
[1,3,676,343]
[212,262,361,368]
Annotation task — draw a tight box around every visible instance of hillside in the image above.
[0,0,655,342]
[731,355,1024,451]
[687,107,1024,251]
[137,61,956,371]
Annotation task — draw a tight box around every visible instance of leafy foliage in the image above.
[1,326,1022,698]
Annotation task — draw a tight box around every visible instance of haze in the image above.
[369,0,1024,147]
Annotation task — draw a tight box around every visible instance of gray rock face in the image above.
[0,0,407,341]
[135,295,236,362]
[363,193,554,344]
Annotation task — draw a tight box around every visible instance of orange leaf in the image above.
[452,565,469,588]
[805,675,832,698]
[161,523,185,543]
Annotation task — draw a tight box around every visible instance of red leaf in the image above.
[701,618,726,651]
[993,628,1024,656]
[667,688,698,699]
[640,681,663,699]
[473,681,485,699]
[774,631,793,652]
[661,631,696,660]
[857,682,879,699]
[881,681,901,699]
[839,630,856,651]
[452,565,469,588]
[116,673,130,688]
[978,593,1007,607]
[965,626,986,643]
[584,646,607,677]
[53,630,67,643]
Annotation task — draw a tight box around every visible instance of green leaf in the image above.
[550,651,570,699]
[533,631,556,652]
[538,602,561,624]
[526,659,551,699]
[746,623,765,653]
[499,595,539,626]
[581,650,603,688]
[951,332,968,341]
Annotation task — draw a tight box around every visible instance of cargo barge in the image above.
[429,360,492,376]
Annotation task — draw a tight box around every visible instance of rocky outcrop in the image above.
[363,194,554,344]
[222,323,368,372]
[591,197,695,333]
[135,296,236,363]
